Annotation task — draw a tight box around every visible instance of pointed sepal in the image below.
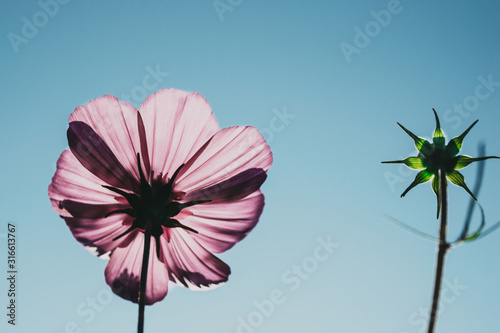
[431,174,440,219]
[432,109,445,149]
[445,119,479,157]
[446,170,477,201]
[401,170,433,197]
[381,157,425,169]
[454,155,500,169]
[397,122,432,155]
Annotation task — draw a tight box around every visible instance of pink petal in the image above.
[49,150,133,255]
[175,126,273,203]
[138,89,218,182]
[105,230,169,305]
[64,214,135,257]
[67,122,138,191]
[58,200,123,219]
[68,96,144,189]
[182,191,265,253]
[49,150,128,216]
[161,229,230,290]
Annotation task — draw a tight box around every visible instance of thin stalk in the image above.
[458,143,485,241]
[138,221,152,333]
[427,169,450,333]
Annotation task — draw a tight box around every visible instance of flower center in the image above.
[423,146,456,174]
[103,153,208,258]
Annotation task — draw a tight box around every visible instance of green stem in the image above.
[138,221,152,333]
[427,169,450,333]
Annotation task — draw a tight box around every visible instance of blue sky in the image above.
[1,0,499,332]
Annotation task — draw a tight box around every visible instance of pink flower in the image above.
[48,88,272,305]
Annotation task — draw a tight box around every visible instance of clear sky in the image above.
[1,0,499,332]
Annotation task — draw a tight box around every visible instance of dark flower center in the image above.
[422,146,457,175]
[103,153,209,258]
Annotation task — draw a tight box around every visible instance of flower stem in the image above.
[427,169,450,333]
[138,221,152,333]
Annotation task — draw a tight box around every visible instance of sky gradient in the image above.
[1,0,499,332]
